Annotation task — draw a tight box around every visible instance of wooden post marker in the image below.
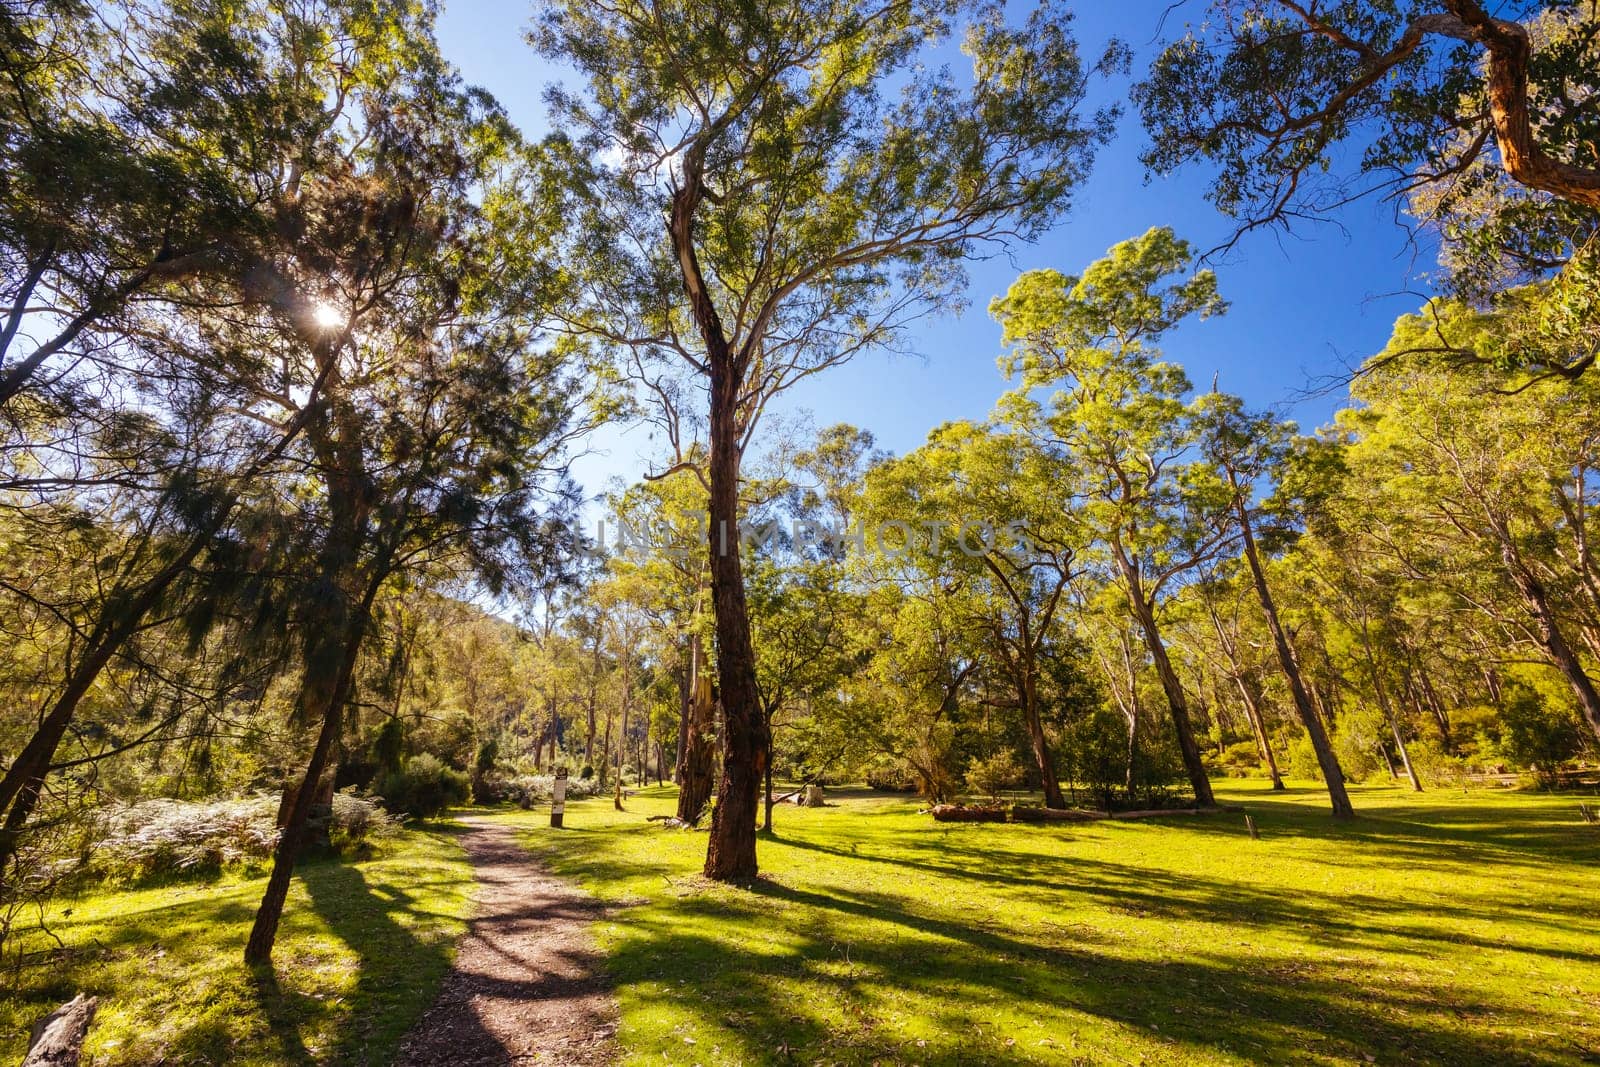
[551,767,568,828]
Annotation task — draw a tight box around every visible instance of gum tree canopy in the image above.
[1136,1,1600,297]
[533,0,1123,879]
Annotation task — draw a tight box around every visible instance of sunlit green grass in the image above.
[0,825,473,1066]
[494,780,1600,1066]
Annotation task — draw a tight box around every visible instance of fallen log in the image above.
[24,994,98,1067]
[929,804,1008,822]
[1009,805,1106,823]
[930,802,1248,824]
[1107,805,1247,820]
[646,814,698,829]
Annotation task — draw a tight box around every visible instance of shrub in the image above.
[1061,707,1131,810]
[1331,708,1386,783]
[864,761,920,793]
[90,790,403,883]
[1215,740,1266,779]
[481,771,600,808]
[93,796,280,881]
[376,753,470,820]
[1286,735,1323,781]
[471,739,500,803]
[1499,684,1584,786]
[1407,740,1471,788]
[327,789,402,852]
[964,751,1024,799]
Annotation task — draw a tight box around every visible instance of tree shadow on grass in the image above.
[584,873,1572,1066]
[233,851,475,1066]
[538,793,1600,1066]
[769,823,1596,968]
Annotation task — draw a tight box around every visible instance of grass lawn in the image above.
[0,823,473,1066]
[492,780,1600,1066]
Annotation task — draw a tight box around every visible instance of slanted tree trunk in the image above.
[1358,625,1422,793]
[1236,678,1285,791]
[1237,503,1354,817]
[244,591,369,965]
[1118,560,1214,806]
[1202,596,1285,791]
[1496,527,1600,745]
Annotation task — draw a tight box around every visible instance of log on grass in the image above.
[1107,804,1247,820]
[929,804,1009,823]
[1009,805,1106,823]
[24,994,98,1067]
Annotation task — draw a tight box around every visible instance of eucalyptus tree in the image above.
[532,0,1122,879]
[1194,393,1354,815]
[1135,1,1600,303]
[1325,307,1600,749]
[604,468,710,790]
[867,421,1080,807]
[992,228,1233,806]
[1179,569,1287,791]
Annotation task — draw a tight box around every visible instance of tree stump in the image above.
[802,784,825,807]
[24,994,98,1067]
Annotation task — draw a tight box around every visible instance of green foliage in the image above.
[1215,740,1268,779]
[1058,706,1131,810]
[964,750,1025,800]
[1134,1,1600,302]
[1499,684,1584,786]
[1286,735,1324,782]
[375,754,469,821]
[1332,706,1388,784]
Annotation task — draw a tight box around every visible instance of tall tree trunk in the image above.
[1203,597,1285,791]
[614,644,630,812]
[700,359,765,879]
[584,661,598,770]
[1359,626,1422,793]
[671,159,765,881]
[675,633,694,784]
[1235,677,1286,791]
[1237,505,1354,817]
[1121,573,1214,806]
[761,718,775,835]
[1378,742,1398,779]
[1020,664,1066,808]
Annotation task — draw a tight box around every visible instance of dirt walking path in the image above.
[394,817,618,1066]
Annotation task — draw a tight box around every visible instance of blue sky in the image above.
[435,0,1436,504]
